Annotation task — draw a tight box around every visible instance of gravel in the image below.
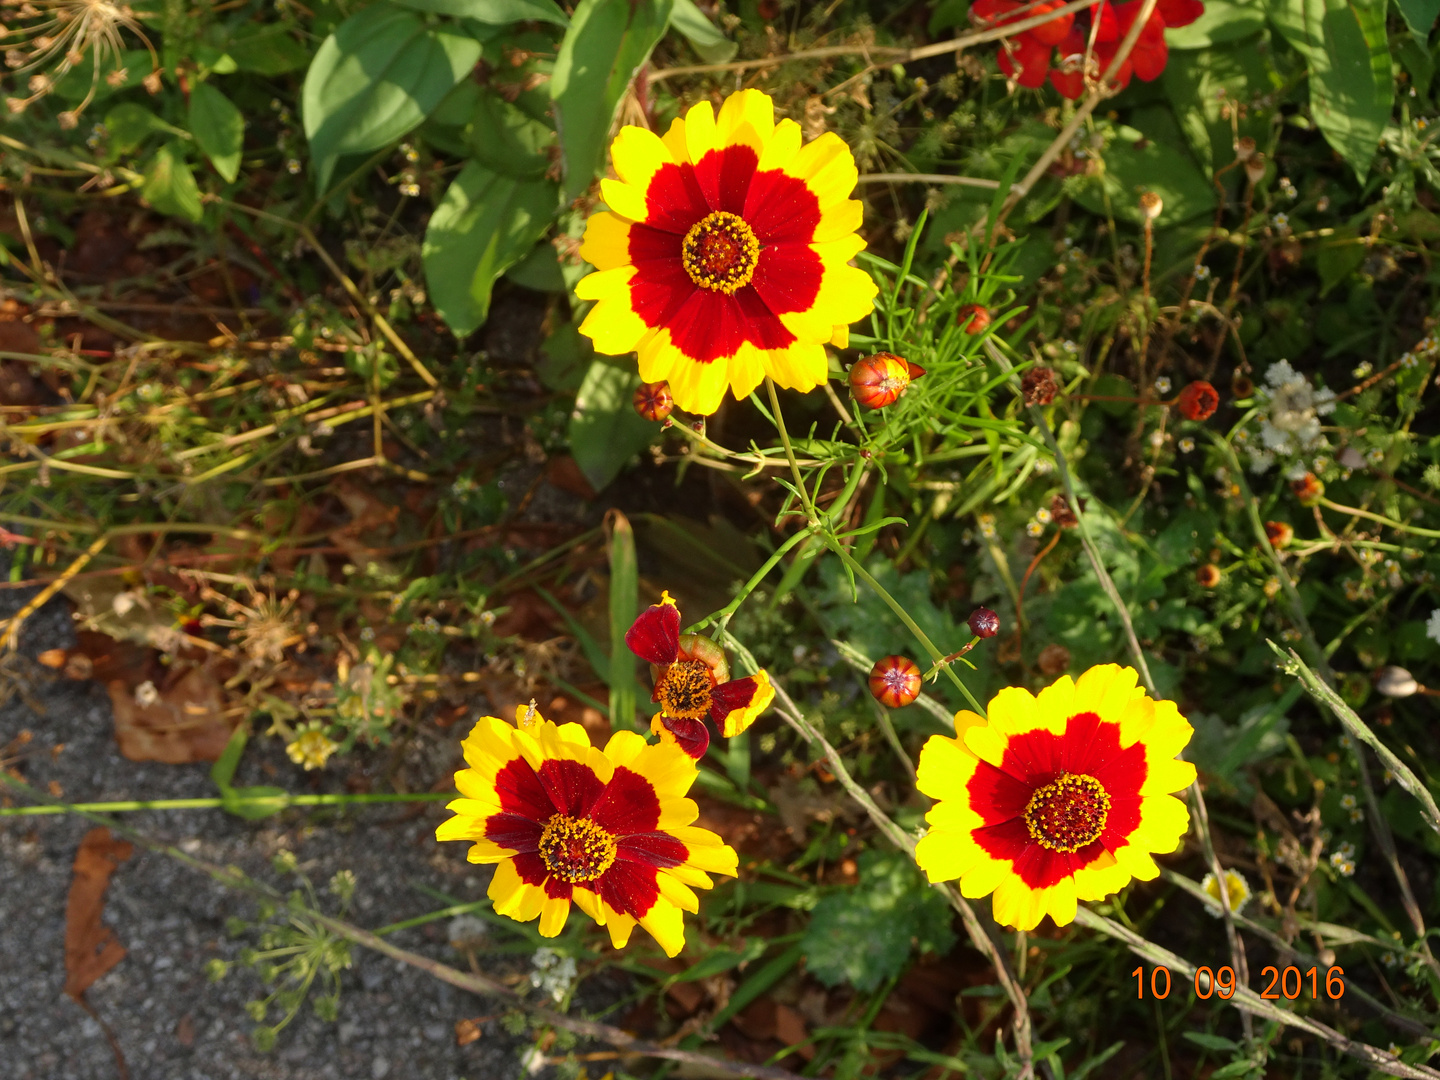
[0,580,540,1080]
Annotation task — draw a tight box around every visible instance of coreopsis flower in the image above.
[436,704,739,956]
[576,89,878,416]
[626,593,774,759]
[1177,380,1219,421]
[1263,520,1294,548]
[914,664,1196,930]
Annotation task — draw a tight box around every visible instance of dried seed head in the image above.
[1195,564,1221,588]
[1036,642,1070,675]
[58,109,79,129]
[1139,192,1163,221]
[1050,492,1078,528]
[1232,373,1254,398]
[1235,136,1256,162]
[1375,666,1418,698]
[1245,151,1266,185]
[1021,365,1059,407]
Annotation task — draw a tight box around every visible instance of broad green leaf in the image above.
[1162,36,1279,170]
[1264,0,1392,179]
[1316,228,1366,295]
[607,509,640,731]
[225,24,311,74]
[104,103,190,154]
[53,49,152,101]
[302,2,482,192]
[506,241,568,292]
[551,0,674,200]
[391,0,569,23]
[800,850,956,992]
[1394,0,1440,39]
[670,0,737,62]
[1071,110,1216,224]
[568,358,660,491]
[142,141,204,224]
[189,82,244,182]
[928,0,971,34]
[1166,0,1266,47]
[466,92,555,178]
[422,160,558,337]
[210,725,249,790]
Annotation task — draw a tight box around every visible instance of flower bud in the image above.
[1176,380,1219,421]
[869,655,922,708]
[967,607,1000,638]
[1263,520,1294,548]
[1195,564,1221,588]
[848,353,925,410]
[633,380,673,422]
[956,304,991,335]
[1037,642,1070,674]
[1290,472,1324,506]
[1020,365,1059,406]
[1232,373,1254,398]
[1375,666,1418,699]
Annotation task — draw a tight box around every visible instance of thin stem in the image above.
[0,792,451,817]
[765,377,819,525]
[1318,497,1440,540]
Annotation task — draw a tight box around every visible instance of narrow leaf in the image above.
[670,0,737,62]
[606,509,640,731]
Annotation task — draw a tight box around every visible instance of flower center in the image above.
[681,211,760,294]
[537,814,617,883]
[1023,772,1110,853]
[656,659,714,720]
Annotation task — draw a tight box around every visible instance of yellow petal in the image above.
[638,898,687,957]
[756,118,803,172]
[829,323,850,349]
[958,850,1010,899]
[575,264,638,301]
[915,825,986,883]
[610,124,676,194]
[683,99,718,170]
[715,88,775,157]
[762,339,828,394]
[579,210,635,272]
[1141,755,1196,796]
[720,669,774,737]
[656,870,701,914]
[990,872,1047,931]
[538,895,571,937]
[659,115,689,164]
[915,732,978,801]
[783,131,859,208]
[489,859,546,923]
[599,177,650,223]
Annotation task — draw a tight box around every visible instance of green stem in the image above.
[688,527,815,636]
[765,377,820,526]
[1318,497,1440,540]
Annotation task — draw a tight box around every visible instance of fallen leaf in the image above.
[65,827,134,1000]
[108,664,235,763]
[454,1018,482,1046]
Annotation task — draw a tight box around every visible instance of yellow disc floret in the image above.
[681,211,760,294]
[1024,773,1110,853]
[537,814,618,883]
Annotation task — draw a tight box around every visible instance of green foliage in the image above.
[801,850,956,992]
[568,357,660,491]
[142,140,203,223]
[188,82,245,182]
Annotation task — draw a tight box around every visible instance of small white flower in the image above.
[1425,609,1440,645]
[399,181,420,197]
[134,681,159,708]
[1352,361,1373,378]
[1035,507,1053,524]
[1272,212,1290,231]
[1026,521,1044,537]
[1178,437,1195,453]
[1193,263,1212,281]
[1154,376,1172,395]
[286,158,302,175]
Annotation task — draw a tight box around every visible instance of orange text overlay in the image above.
[1132,965,1346,1001]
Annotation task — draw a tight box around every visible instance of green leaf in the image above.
[210,725,249,790]
[225,23,312,74]
[1070,110,1216,224]
[1166,0,1267,47]
[801,850,956,992]
[506,241,568,292]
[1264,0,1392,179]
[466,92,555,178]
[222,784,291,820]
[1162,34,1280,171]
[568,357,660,491]
[104,103,190,154]
[421,160,558,337]
[189,82,244,182]
[551,0,674,200]
[391,0,569,23]
[1183,1032,1241,1053]
[607,509,641,731]
[1394,0,1439,39]
[670,0,737,62]
[929,0,972,34]
[1316,228,1366,295]
[302,1,483,192]
[142,141,204,224]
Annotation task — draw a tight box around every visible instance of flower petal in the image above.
[579,211,636,272]
[626,597,681,665]
[651,713,711,759]
[610,124,677,194]
[711,670,774,737]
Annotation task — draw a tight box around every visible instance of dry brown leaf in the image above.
[64,827,134,1000]
[108,665,235,763]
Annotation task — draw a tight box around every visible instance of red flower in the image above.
[972,0,1076,88]
[1176,380,1219,421]
[1047,0,1197,99]
[625,592,774,759]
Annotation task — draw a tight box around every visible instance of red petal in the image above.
[595,858,661,918]
[626,601,681,665]
[536,758,607,819]
[1027,4,1074,45]
[1157,0,1204,26]
[743,167,823,245]
[1011,36,1053,88]
[617,831,689,868]
[589,766,663,835]
[1094,1,1120,40]
[1098,794,1144,850]
[1131,27,1168,81]
[642,161,713,234]
[973,818,1109,888]
[966,759,1036,828]
[483,811,544,852]
[1049,68,1085,98]
[748,242,824,317]
[709,675,761,725]
[512,850,551,887]
[495,756,555,821]
[544,875,573,899]
[692,143,760,216]
[657,714,710,759]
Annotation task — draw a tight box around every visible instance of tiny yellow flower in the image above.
[287,725,338,771]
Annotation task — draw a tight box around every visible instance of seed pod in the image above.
[1139,192,1163,221]
[1232,373,1254,398]
[1234,136,1256,162]
[1244,151,1266,186]
[1290,472,1324,506]
[968,607,1000,638]
[1375,666,1418,698]
[869,655,922,707]
[1176,380,1219,421]
[848,353,926,410]
[633,381,673,422]
[1263,520,1294,548]
[956,304,991,335]
[1021,366,1059,406]
[1195,564,1221,588]
[1037,643,1071,675]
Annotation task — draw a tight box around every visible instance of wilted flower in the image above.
[1201,868,1252,915]
[1290,472,1324,506]
[1195,564,1221,588]
[1021,365,1059,406]
[1263,520,1294,548]
[1177,380,1219,421]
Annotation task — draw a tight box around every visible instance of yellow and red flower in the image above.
[625,592,774,759]
[914,665,1195,931]
[436,704,738,957]
[575,89,878,416]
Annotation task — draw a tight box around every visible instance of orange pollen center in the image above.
[657,659,714,720]
[682,211,760,294]
[1023,773,1110,853]
[537,814,617,883]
